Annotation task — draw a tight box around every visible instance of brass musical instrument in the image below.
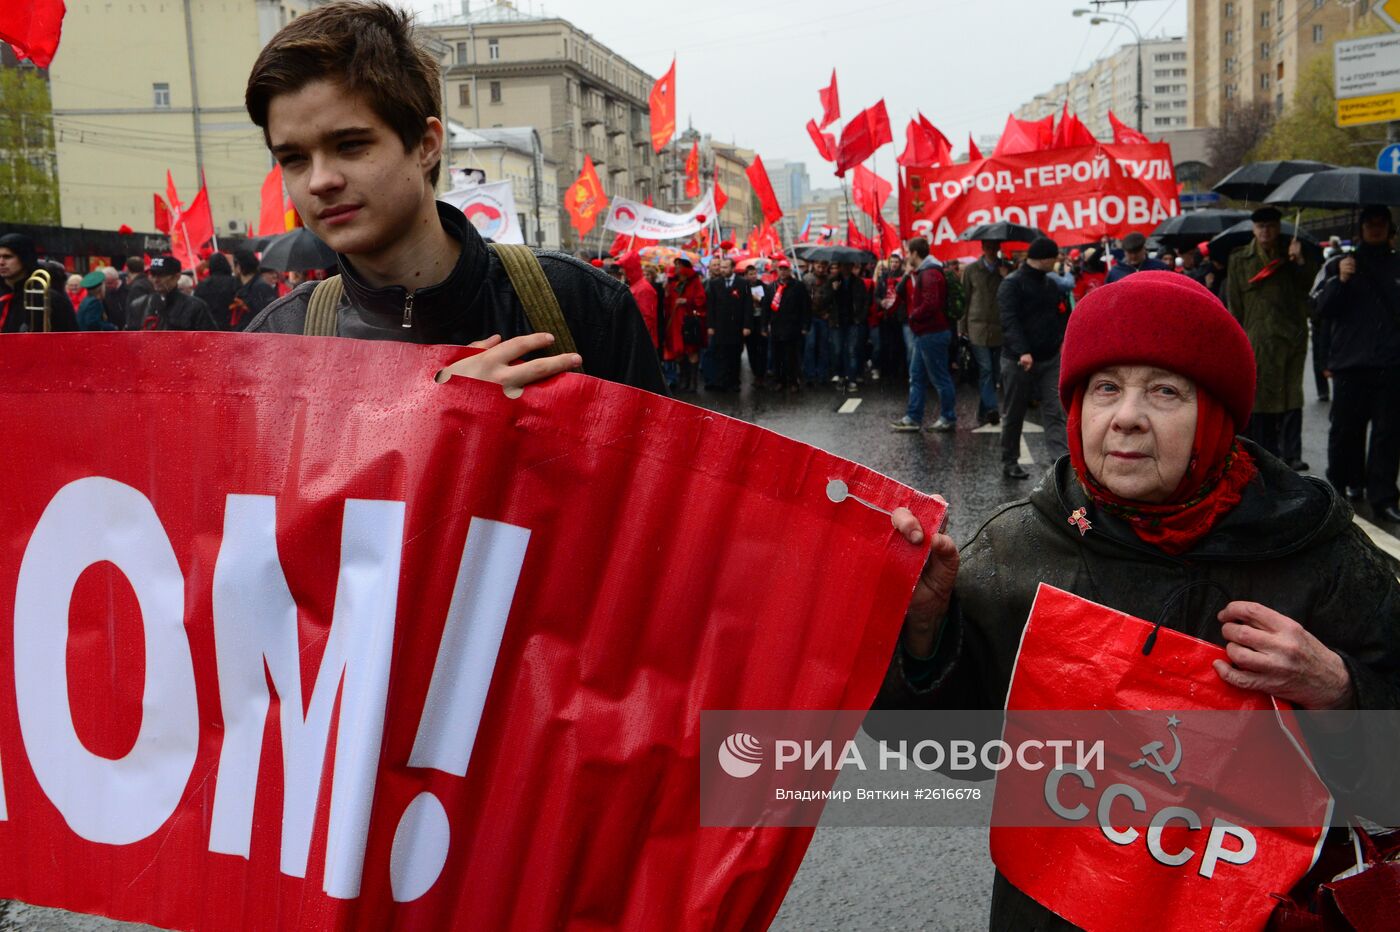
[23,268,52,333]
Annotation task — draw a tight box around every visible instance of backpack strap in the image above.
[489,243,578,356]
[304,275,344,336]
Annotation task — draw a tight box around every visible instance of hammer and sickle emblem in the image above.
[1129,715,1183,785]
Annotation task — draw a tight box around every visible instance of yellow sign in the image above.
[1379,0,1400,33]
[1337,89,1400,127]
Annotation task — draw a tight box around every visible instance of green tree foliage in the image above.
[0,68,60,225]
[1251,20,1391,167]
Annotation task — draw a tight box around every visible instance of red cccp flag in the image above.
[1109,109,1150,145]
[565,155,607,238]
[649,58,676,152]
[152,195,172,235]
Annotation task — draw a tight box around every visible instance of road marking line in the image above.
[837,398,862,414]
[1354,515,1400,561]
[971,421,1043,434]
[1019,438,1033,466]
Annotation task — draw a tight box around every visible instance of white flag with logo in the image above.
[439,181,524,245]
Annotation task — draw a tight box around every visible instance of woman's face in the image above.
[1081,366,1198,504]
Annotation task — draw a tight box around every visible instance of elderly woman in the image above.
[882,271,1400,928]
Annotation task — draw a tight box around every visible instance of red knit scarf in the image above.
[1066,386,1258,555]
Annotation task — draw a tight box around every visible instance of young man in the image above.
[0,233,79,333]
[241,0,663,394]
[231,249,278,330]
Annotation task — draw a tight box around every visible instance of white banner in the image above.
[604,191,717,240]
[439,181,524,245]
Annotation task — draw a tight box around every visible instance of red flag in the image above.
[649,59,676,152]
[179,185,215,260]
[817,69,840,129]
[565,155,607,238]
[968,135,984,161]
[746,154,784,225]
[714,170,729,215]
[846,219,874,253]
[258,164,286,237]
[0,0,66,69]
[897,114,951,168]
[877,214,902,258]
[851,164,892,219]
[153,195,172,235]
[1109,109,1150,145]
[684,140,700,199]
[834,100,893,176]
[1051,102,1098,149]
[165,170,184,217]
[806,119,836,163]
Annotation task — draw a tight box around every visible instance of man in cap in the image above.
[1314,205,1400,520]
[1105,231,1169,283]
[0,233,79,333]
[996,236,1070,479]
[147,255,222,331]
[76,270,118,331]
[1227,206,1318,470]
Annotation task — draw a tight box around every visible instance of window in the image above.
[1225,56,1235,73]
[1225,29,1234,45]
[459,83,470,107]
[1261,10,1270,27]
[1224,1,1234,15]
[1261,41,1271,58]
[488,38,499,61]
[1261,72,1271,90]
[489,80,501,104]
[456,41,467,64]
[153,82,170,108]
[1315,0,1324,7]
[1226,83,1236,100]
[1313,24,1324,42]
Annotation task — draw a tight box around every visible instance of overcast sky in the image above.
[407,0,1187,187]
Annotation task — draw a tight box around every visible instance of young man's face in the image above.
[0,248,24,282]
[267,79,442,259]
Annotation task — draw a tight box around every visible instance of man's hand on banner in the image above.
[891,497,958,658]
[1213,601,1356,710]
[435,333,582,396]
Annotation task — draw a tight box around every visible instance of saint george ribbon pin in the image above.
[1068,508,1092,536]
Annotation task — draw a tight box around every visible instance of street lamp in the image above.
[1075,8,1145,133]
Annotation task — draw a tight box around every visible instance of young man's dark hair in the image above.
[125,256,145,275]
[907,237,930,259]
[239,0,664,395]
[232,249,259,277]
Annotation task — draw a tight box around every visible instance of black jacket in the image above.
[1313,245,1400,371]
[829,272,866,328]
[124,275,157,330]
[232,277,278,331]
[247,203,665,394]
[194,271,239,331]
[158,290,221,331]
[104,282,128,330]
[764,277,810,341]
[0,276,78,333]
[998,263,1065,362]
[704,274,751,347]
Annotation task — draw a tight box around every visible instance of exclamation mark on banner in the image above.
[389,517,531,903]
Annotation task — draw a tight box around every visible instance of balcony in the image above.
[581,103,603,127]
[605,111,627,136]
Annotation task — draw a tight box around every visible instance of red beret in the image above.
[1059,271,1256,432]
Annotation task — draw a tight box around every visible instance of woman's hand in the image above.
[892,499,959,658]
[1213,601,1355,709]
[436,333,581,393]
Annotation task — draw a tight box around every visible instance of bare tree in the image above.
[1205,101,1276,187]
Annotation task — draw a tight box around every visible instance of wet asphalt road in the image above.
[10,353,1381,932]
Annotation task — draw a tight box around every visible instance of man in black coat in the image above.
[122,256,157,330]
[998,237,1070,479]
[149,255,222,331]
[1314,205,1400,521]
[194,253,240,330]
[704,256,751,392]
[231,249,278,331]
[764,260,810,392]
[0,232,80,333]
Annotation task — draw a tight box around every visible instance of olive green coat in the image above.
[1226,240,1319,414]
[960,257,1003,347]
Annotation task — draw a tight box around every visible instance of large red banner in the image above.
[0,334,940,930]
[900,143,1181,261]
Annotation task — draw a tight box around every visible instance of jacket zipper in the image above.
[401,293,414,329]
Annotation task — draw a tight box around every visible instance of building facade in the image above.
[423,2,659,250]
[48,0,320,234]
[1188,0,1381,129]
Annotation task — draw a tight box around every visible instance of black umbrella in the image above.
[958,221,1047,243]
[789,242,823,260]
[1150,209,1252,248]
[1207,219,1321,262]
[258,227,337,272]
[1263,167,1400,209]
[804,245,878,264]
[1211,160,1335,202]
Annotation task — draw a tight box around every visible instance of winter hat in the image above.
[1121,232,1147,251]
[0,233,38,270]
[1059,270,1256,432]
[1250,206,1282,223]
[1027,237,1058,260]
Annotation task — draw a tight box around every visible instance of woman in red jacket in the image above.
[663,257,707,393]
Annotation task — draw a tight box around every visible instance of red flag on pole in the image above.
[746,154,784,225]
[181,185,215,257]
[1108,109,1150,145]
[877,214,902,258]
[897,114,951,167]
[968,135,984,161]
[851,164,892,219]
[153,194,172,235]
[846,219,874,254]
[834,100,892,176]
[0,0,66,68]
[684,140,700,199]
[165,170,184,217]
[1051,102,1098,149]
[817,69,840,129]
[806,119,836,163]
[565,155,607,238]
[257,164,286,237]
[649,58,677,152]
[713,168,729,215]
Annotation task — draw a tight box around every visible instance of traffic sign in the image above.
[1179,191,1222,207]
[1379,144,1400,174]
[1377,0,1400,34]
[1336,34,1400,127]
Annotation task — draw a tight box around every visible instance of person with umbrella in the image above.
[1314,206,1400,522]
[1226,206,1318,471]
